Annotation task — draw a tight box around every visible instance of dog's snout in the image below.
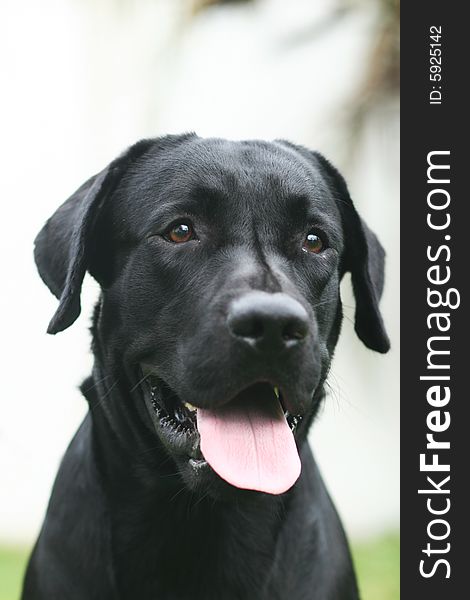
[227,292,309,350]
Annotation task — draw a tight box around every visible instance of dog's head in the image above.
[35,134,389,496]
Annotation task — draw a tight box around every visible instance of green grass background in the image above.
[0,532,399,600]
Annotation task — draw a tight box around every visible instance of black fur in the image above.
[23,134,389,600]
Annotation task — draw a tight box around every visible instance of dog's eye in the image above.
[164,222,195,244]
[302,231,324,254]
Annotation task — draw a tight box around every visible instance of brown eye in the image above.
[302,231,324,254]
[165,222,195,244]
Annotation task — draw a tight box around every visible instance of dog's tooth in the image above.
[184,402,197,412]
[273,386,280,399]
[288,414,303,432]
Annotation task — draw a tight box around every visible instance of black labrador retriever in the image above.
[22,134,389,600]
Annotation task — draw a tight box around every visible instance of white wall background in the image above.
[0,0,399,544]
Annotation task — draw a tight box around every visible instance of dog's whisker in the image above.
[168,485,187,504]
[82,373,112,393]
[129,372,151,394]
[325,380,342,413]
[192,489,212,510]
[326,369,365,417]
[342,313,355,327]
[89,379,120,411]
[310,299,340,310]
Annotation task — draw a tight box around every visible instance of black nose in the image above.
[227,292,309,350]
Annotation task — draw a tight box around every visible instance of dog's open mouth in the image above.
[142,369,303,495]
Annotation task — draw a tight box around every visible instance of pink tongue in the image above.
[197,386,301,495]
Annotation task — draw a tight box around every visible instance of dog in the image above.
[22,134,389,600]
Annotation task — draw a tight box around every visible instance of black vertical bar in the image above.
[401,3,467,598]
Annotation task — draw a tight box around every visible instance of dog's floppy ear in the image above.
[35,139,154,334]
[313,152,390,353]
[346,216,390,353]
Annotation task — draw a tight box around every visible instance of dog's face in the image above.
[35,134,389,497]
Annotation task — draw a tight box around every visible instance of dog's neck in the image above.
[82,364,304,598]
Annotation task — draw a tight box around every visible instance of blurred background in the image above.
[0,0,399,598]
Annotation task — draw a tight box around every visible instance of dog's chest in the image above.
[112,501,285,600]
